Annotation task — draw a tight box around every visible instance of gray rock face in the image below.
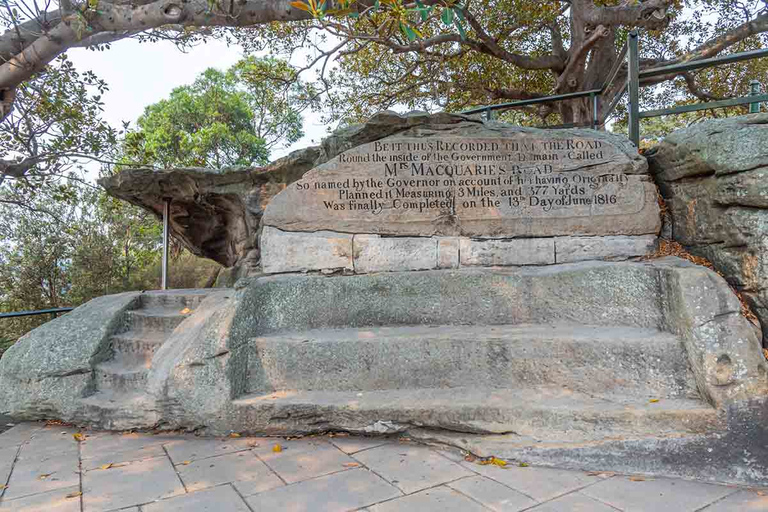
[0,292,140,419]
[263,124,657,239]
[1,259,767,486]
[648,114,768,342]
[99,147,321,272]
[260,226,656,274]
[102,112,660,279]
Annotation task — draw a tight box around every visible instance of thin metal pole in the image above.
[750,80,762,113]
[591,92,598,129]
[628,31,640,147]
[161,198,170,290]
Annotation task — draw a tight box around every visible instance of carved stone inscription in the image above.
[264,136,660,237]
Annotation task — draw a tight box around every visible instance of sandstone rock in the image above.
[99,146,322,268]
[648,113,768,342]
[260,227,353,274]
[0,292,140,420]
[2,259,767,485]
[263,126,657,239]
[353,235,436,273]
[459,238,555,266]
[555,235,657,263]
[436,237,460,269]
[102,112,659,278]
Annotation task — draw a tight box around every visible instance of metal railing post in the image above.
[750,80,762,113]
[628,31,640,147]
[485,106,492,121]
[161,198,171,291]
[591,92,598,130]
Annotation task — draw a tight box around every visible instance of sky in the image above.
[67,37,332,162]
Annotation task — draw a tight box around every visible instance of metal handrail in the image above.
[459,31,767,144]
[0,307,73,320]
[461,88,602,116]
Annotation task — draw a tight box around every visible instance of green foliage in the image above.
[121,57,315,169]
[0,54,119,210]
[0,185,221,348]
[239,0,767,127]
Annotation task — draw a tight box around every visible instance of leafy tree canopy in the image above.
[0,54,118,212]
[121,56,316,168]
[238,0,768,125]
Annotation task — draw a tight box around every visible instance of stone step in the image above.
[231,387,719,440]
[248,324,699,399]
[109,331,166,364]
[80,391,160,430]
[139,290,209,310]
[94,361,149,393]
[124,308,189,333]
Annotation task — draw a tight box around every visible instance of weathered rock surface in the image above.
[260,226,657,274]
[648,114,768,342]
[99,147,322,272]
[264,125,657,238]
[1,259,767,484]
[102,112,660,279]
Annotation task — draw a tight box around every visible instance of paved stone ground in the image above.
[0,423,765,511]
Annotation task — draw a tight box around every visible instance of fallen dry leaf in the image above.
[73,433,85,442]
[756,490,766,496]
[517,461,529,468]
[587,471,616,478]
[649,399,660,403]
[342,462,361,468]
[99,463,113,470]
[180,307,191,314]
[180,461,191,466]
[629,476,646,481]
[477,456,508,467]
[229,433,241,438]
[37,473,53,480]
[0,484,6,490]
[65,491,82,499]
[272,444,283,453]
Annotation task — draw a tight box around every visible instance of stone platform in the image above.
[1,258,767,486]
[0,422,765,512]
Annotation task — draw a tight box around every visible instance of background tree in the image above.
[0,0,765,137]
[121,56,314,168]
[0,54,118,213]
[252,0,768,125]
[0,186,220,353]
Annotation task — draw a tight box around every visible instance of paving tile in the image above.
[163,436,265,465]
[0,485,81,511]
[16,427,79,460]
[329,436,391,454]
[582,476,735,512]
[354,443,474,494]
[254,438,331,460]
[699,489,768,511]
[80,432,169,470]
[177,450,283,493]
[143,484,251,511]
[3,451,80,500]
[0,465,11,490]
[448,475,538,511]
[82,455,184,511]
[528,492,620,511]
[245,467,401,512]
[463,463,601,502]
[0,423,43,450]
[258,440,357,484]
[0,446,18,471]
[368,485,488,512]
